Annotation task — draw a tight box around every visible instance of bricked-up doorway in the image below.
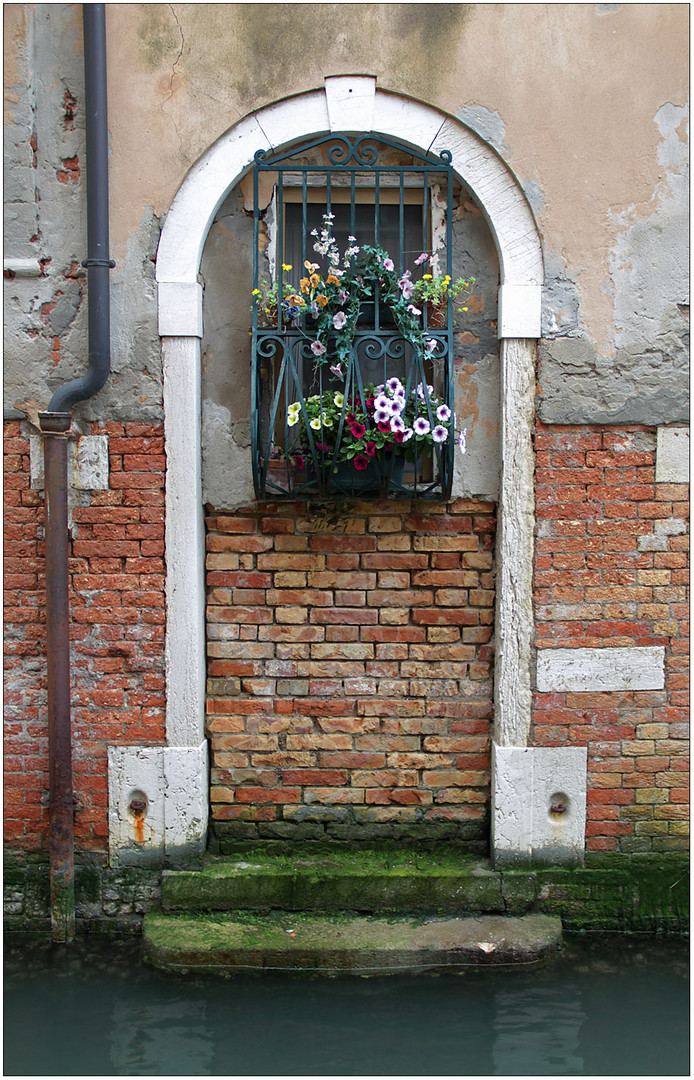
[127,77,542,867]
[205,502,496,848]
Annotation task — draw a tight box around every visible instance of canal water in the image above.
[4,933,689,1076]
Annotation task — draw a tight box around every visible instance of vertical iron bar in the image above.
[277,174,284,331]
[40,414,75,943]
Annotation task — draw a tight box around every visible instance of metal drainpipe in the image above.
[38,2,113,943]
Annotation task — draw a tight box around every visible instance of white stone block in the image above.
[536,646,665,693]
[108,746,166,864]
[656,425,689,483]
[108,742,209,867]
[325,76,376,132]
[158,281,204,337]
[164,743,209,852]
[74,435,109,489]
[30,434,109,491]
[492,743,587,866]
[498,283,543,339]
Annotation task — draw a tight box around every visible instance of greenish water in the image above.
[3,933,689,1076]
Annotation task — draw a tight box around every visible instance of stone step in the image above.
[161,849,508,915]
[143,911,562,975]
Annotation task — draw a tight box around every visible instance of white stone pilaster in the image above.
[494,338,536,748]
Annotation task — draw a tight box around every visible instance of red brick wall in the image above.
[533,423,689,853]
[4,419,166,852]
[205,499,496,848]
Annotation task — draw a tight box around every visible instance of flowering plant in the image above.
[287,376,466,474]
[413,265,475,313]
[253,214,475,372]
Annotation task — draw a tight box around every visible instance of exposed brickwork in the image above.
[205,498,496,848]
[533,423,689,853]
[3,419,166,853]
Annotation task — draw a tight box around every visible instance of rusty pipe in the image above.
[39,411,75,943]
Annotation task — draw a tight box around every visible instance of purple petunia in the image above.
[432,425,448,443]
[413,417,431,436]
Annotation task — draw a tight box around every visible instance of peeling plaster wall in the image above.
[4,3,689,431]
[3,4,162,423]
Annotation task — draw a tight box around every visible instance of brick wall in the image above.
[205,498,496,848]
[4,419,166,853]
[533,423,689,853]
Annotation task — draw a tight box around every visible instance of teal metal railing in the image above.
[251,134,455,499]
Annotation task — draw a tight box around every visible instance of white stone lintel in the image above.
[498,283,542,339]
[325,75,376,132]
[107,742,209,867]
[492,743,587,866]
[158,281,204,338]
[656,425,689,484]
[537,646,665,694]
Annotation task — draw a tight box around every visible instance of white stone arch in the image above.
[109,77,548,867]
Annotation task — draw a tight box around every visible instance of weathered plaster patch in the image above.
[541,250,582,339]
[539,102,689,427]
[202,400,254,509]
[456,105,510,158]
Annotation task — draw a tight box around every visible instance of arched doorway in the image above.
[109,77,543,865]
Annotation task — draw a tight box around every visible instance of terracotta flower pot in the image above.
[426,301,448,329]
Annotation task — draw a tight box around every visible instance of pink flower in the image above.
[365,441,376,457]
[333,311,347,330]
[330,363,343,378]
[349,422,366,438]
[383,257,395,271]
[354,455,369,471]
[414,252,429,265]
[426,339,437,352]
[407,304,422,316]
[311,341,327,357]
[398,271,415,300]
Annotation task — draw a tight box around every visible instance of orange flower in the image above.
[304,260,319,272]
[316,294,329,307]
[326,273,340,286]
[310,274,321,288]
[300,278,310,293]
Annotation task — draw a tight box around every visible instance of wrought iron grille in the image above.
[251,133,456,499]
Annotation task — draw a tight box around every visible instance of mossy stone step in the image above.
[143,911,562,975]
[161,850,505,915]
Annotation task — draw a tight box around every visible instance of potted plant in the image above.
[412,264,476,328]
[286,377,467,493]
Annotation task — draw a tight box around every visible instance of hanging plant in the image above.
[252,213,475,375]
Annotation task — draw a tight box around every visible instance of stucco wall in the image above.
[4,3,688,429]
